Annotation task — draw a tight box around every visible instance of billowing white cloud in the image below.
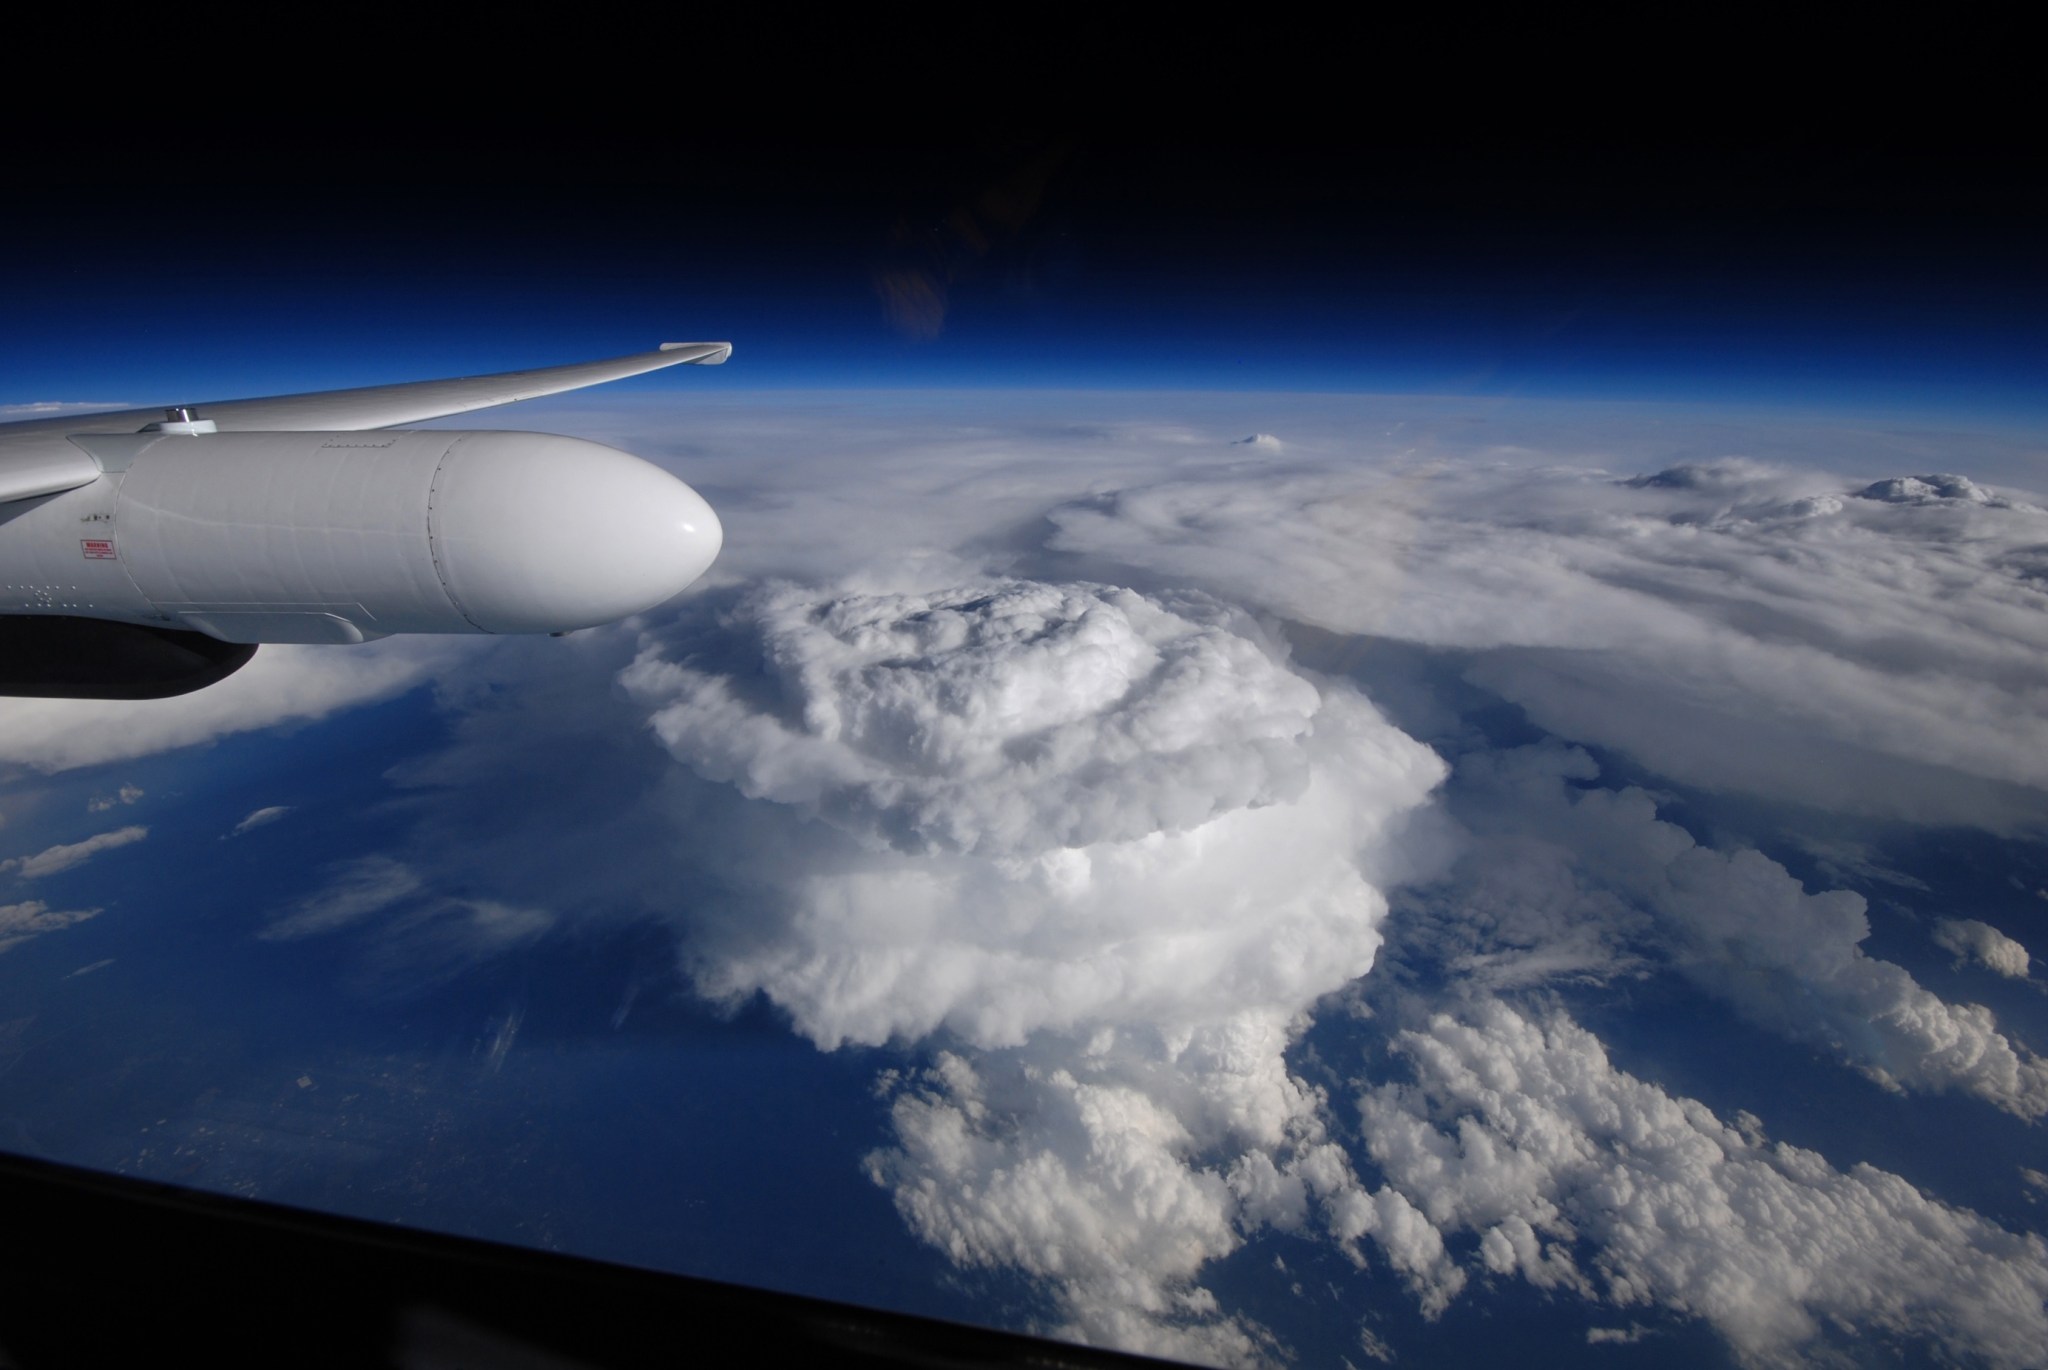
[1356,999,2048,1368]
[126,395,2045,1365]
[584,403,2048,1361]
[0,639,461,773]
[1413,744,2048,1119]
[2,824,147,879]
[0,899,101,953]
[621,577,1448,1356]
[631,581,1331,860]
[1933,918,2032,979]
[1044,457,2048,827]
[625,579,1446,1051]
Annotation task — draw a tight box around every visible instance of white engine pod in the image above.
[110,430,720,641]
[427,432,722,634]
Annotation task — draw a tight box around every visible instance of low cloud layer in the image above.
[1420,745,2048,1118]
[1046,456,2048,828]
[1357,999,2048,1368]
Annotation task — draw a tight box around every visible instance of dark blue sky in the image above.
[6,135,2044,417]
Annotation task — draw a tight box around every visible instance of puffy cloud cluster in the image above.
[865,1012,1469,1365]
[623,577,1448,1355]
[1412,744,2048,1118]
[1933,918,2033,979]
[1855,472,2031,509]
[1045,456,2048,826]
[63,396,2031,1366]
[589,405,2048,1362]
[1356,998,2048,1368]
[625,580,1446,1051]
[629,581,1330,859]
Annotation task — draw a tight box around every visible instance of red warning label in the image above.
[81,538,116,560]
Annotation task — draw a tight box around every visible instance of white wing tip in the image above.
[660,341,732,364]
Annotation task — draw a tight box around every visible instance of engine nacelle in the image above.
[0,615,257,699]
[38,429,722,644]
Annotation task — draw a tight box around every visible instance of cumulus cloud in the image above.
[2,825,148,879]
[87,784,144,813]
[1933,918,2032,979]
[1404,745,2048,1119]
[227,806,293,838]
[0,899,102,953]
[1355,999,2048,1368]
[624,579,1445,1050]
[630,581,1331,860]
[621,576,1448,1355]
[1855,472,2033,510]
[585,400,2048,1361]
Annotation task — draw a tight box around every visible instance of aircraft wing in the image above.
[0,341,730,505]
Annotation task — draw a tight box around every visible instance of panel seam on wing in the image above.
[425,435,490,633]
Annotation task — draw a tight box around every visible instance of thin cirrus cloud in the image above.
[227,805,294,838]
[0,899,102,954]
[262,854,555,993]
[1,825,148,879]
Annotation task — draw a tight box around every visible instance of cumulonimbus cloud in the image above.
[622,577,1448,1357]
[624,579,1446,1050]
